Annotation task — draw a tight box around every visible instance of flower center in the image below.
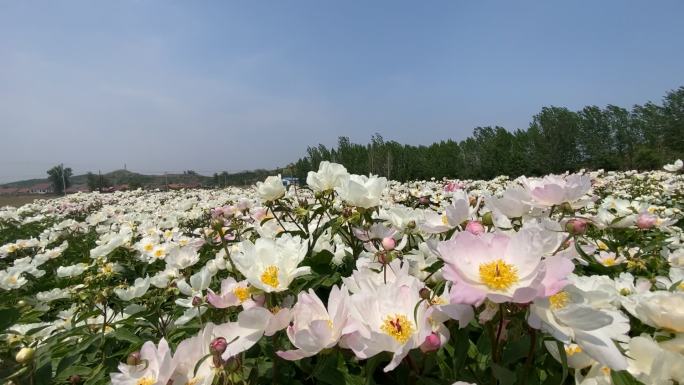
[564,344,582,356]
[135,377,156,385]
[154,249,165,258]
[260,265,280,288]
[602,257,616,266]
[479,259,518,291]
[143,243,154,252]
[441,214,449,225]
[380,314,414,344]
[549,291,570,310]
[233,286,250,302]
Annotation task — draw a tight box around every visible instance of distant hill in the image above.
[0,168,289,191]
[1,169,213,189]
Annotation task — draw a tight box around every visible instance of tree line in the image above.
[291,86,684,182]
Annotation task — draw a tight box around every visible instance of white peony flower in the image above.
[256,175,286,202]
[114,276,151,301]
[306,161,349,193]
[232,234,310,293]
[336,174,387,208]
[633,291,684,332]
[56,263,89,278]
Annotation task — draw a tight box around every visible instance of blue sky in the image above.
[1,1,683,182]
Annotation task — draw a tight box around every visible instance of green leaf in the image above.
[107,326,143,345]
[491,363,517,385]
[0,307,21,332]
[34,357,52,385]
[306,250,334,274]
[55,366,92,382]
[555,340,568,385]
[312,351,344,385]
[610,370,645,385]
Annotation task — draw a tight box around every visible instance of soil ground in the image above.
[0,195,56,208]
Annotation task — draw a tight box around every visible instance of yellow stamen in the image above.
[381,314,415,344]
[564,344,582,356]
[430,297,447,306]
[143,243,154,252]
[260,266,280,288]
[233,286,250,302]
[136,377,156,385]
[479,259,519,291]
[441,214,449,225]
[549,291,570,310]
[102,263,114,274]
[602,257,616,266]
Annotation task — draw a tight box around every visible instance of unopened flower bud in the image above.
[126,351,142,366]
[565,218,588,235]
[210,337,228,355]
[381,237,396,251]
[636,213,657,229]
[465,221,485,235]
[377,251,393,265]
[481,212,493,226]
[419,288,431,301]
[69,375,82,384]
[420,333,441,353]
[15,347,34,364]
[560,202,574,214]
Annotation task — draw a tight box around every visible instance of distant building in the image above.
[0,187,18,195]
[282,177,299,187]
[29,183,53,194]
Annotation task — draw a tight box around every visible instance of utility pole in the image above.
[61,163,66,196]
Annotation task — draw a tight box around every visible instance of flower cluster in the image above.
[0,160,683,385]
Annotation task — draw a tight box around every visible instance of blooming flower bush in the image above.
[1,160,683,385]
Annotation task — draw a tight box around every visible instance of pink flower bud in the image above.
[420,332,442,353]
[381,237,396,251]
[192,296,203,307]
[565,218,588,235]
[465,221,485,235]
[210,337,228,355]
[636,213,657,229]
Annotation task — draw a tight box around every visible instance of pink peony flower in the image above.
[437,228,574,306]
